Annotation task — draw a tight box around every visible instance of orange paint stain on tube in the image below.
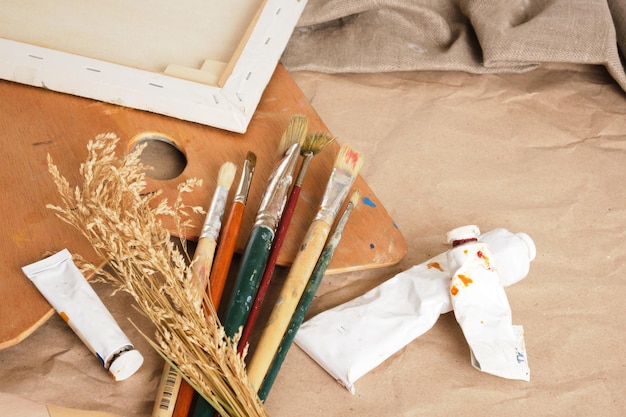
[427,261,444,272]
[457,274,473,287]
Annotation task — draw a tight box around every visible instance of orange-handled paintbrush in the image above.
[151,161,235,417]
[168,156,253,417]
[209,152,256,311]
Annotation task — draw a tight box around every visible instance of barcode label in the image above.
[152,363,182,417]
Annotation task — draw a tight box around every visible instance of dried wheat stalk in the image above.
[46,133,268,417]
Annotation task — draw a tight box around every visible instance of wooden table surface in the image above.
[0,64,406,349]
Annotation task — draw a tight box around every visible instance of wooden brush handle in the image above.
[238,185,302,353]
[222,225,274,338]
[246,219,331,390]
[258,196,358,400]
[168,205,245,417]
[257,236,335,400]
[172,381,196,417]
[171,237,217,417]
[151,362,181,417]
[191,237,217,303]
[209,201,245,311]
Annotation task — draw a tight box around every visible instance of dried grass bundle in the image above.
[46,133,268,417]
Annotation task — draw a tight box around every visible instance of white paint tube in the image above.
[446,225,530,381]
[22,249,144,381]
[294,227,535,393]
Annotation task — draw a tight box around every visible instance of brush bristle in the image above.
[217,161,237,188]
[334,144,364,176]
[302,132,336,156]
[348,189,361,208]
[245,151,257,168]
[278,115,308,155]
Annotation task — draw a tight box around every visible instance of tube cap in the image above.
[108,349,144,381]
[446,225,480,244]
[516,232,537,262]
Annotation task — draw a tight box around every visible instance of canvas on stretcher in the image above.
[0,0,307,133]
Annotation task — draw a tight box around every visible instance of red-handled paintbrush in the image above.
[237,132,335,354]
[246,144,364,391]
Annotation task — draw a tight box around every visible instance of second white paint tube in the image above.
[22,249,144,381]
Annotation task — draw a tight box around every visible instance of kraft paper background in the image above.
[2,1,626,415]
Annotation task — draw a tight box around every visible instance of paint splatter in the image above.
[343,148,362,169]
[451,286,459,296]
[477,250,491,268]
[32,140,54,147]
[458,274,473,287]
[10,232,31,249]
[60,311,70,323]
[427,262,444,272]
[362,197,377,208]
[369,243,375,249]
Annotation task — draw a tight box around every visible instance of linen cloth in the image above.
[282,0,626,91]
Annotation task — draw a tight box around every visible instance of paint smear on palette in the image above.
[362,197,377,208]
[11,232,31,248]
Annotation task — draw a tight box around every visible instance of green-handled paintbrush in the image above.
[221,115,307,340]
[237,132,335,354]
[197,116,307,417]
[257,189,361,401]
[246,144,364,390]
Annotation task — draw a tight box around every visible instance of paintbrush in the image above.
[246,144,364,391]
[167,155,255,417]
[258,189,361,401]
[198,117,306,417]
[151,161,235,417]
[191,161,237,309]
[209,151,256,312]
[237,132,335,354]
[221,115,307,341]
[182,152,256,417]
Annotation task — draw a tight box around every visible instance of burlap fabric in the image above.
[282,0,626,91]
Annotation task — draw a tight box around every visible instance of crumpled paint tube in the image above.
[446,225,530,381]
[294,227,535,393]
[22,249,144,381]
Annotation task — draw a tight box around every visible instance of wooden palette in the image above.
[0,65,406,349]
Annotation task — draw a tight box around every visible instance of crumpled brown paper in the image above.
[3,387,119,417]
[2,62,626,416]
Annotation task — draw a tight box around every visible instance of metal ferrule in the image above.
[233,157,255,205]
[314,168,355,226]
[200,186,229,241]
[332,197,357,241]
[254,142,301,230]
[294,152,314,187]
